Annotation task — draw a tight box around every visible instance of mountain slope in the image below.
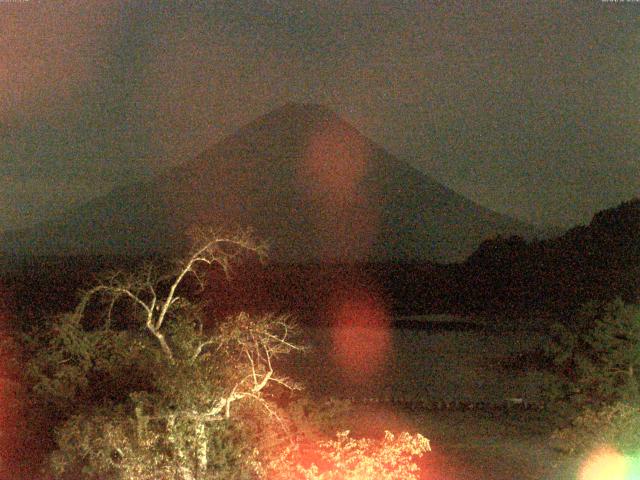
[1,103,540,263]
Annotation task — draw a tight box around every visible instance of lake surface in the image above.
[282,315,546,403]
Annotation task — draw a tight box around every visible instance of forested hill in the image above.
[452,197,640,318]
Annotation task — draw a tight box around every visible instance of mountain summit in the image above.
[2,103,539,263]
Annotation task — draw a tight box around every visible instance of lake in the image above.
[282,315,547,403]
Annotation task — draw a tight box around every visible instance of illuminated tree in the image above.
[26,228,303,480]
[265,430,430,480]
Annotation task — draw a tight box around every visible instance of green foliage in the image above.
[48,403,261,480]
[28,314,258,478]
[552,401,640,456]
[22,230,434,480]
[544,298,640,407]
[25,314,158,416]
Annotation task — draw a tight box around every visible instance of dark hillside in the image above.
[5,199,637,330]
[457,198,640,320]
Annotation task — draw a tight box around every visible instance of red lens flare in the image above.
[0,282,25,478]
[301,120,369,204]
[328,290,391,385]
[297,120,379,260]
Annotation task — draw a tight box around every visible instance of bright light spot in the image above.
[329,290,391,384]
[579,446,631,480]
[628,456,640,479]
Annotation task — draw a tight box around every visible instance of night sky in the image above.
[1,1,638,233]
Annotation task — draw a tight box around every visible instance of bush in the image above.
[23,230,303,479]
[22,229,434,479]
[545,298,640,407]
[552,401,640,456]
[546,299,640,458]
[264,430,430,480]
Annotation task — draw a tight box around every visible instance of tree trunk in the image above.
[167,415,195,480]
[195,422,208,478]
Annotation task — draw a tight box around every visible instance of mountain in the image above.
[1,103,541,263]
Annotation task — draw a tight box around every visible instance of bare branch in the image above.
[154,229,266,332]
[245,348,258,384]
[261,330,304,351]
[189,339,218,364]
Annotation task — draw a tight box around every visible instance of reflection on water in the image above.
[282,315,545,403]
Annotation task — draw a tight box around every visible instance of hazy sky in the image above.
[1,1,638,232]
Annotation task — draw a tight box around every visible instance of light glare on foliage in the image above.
[579,446,639,480]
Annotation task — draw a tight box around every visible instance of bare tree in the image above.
[27,228,304,480]
[74,227,267,362]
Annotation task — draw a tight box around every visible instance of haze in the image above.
[1,1,638,232]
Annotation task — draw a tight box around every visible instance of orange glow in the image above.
[0,2,119,123]
[328,290,391,385]
[297,119,379,260]
[0,282,26,478]
[579,446,630,480]
[302,119,370,204]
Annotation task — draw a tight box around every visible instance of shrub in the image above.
[264,430,430,480]
[22,228,434,479]
[545,298,640,407]
[23,230,303,479]
[546,299,640,458]
[552,401,640,456]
